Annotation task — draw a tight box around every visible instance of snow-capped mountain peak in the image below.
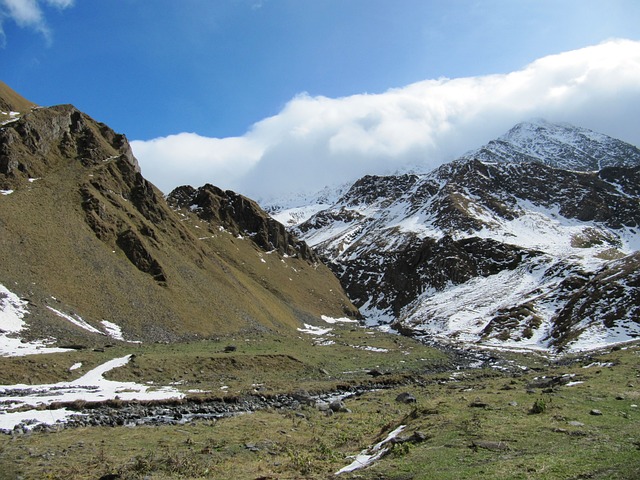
[461,119,640,171]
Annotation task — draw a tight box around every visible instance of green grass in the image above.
[103,324,448,395]
[1,327,639,480]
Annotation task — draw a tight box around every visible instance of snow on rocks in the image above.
[284,122,640,354]
[0,354,183,432]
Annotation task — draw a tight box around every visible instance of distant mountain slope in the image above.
[0,84,357,351]
[291,120,640,352]
[459,118,640,171]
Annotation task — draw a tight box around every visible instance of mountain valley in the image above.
[1,83,639,479]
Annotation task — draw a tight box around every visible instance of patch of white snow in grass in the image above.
[0,189,13,195]
[0,284,72,357]
[320,315,358,324]
[297,324,333,336]
[69,362,82,371]
[582,362,614,369]
[335,425,406,474]
[100,320,140,343]
[0,355,183,431]
[351,345,389,353]
[101,320,125,340]
[46,306,104,335]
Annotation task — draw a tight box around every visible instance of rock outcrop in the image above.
[168,184,317,262]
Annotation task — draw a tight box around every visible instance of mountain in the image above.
[288,121,640,352]
[0,84,357,351]
[459,118,640,171]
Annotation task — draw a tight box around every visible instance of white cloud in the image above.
[132,39,640,201]
[130,133,263,193]
[0,0,74,42]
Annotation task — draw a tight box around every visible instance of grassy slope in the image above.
[0,151,354,345]
[0,324,638,480]
[0,81,35,120]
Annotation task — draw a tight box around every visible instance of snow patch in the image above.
[297,324,333,336]
[100,320,140,343]
[0,285,71,357]
[351,345,389,353]
[336,425,406,474]
[320,315,358,324]
[47,306,104,335]
[0,355,183,432]
[101,320,125,340]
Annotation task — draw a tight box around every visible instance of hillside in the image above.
[284,121,640,353]
[0,84,357,350]
[0,80,36,125]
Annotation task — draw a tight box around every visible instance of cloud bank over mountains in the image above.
[130,39,639,200]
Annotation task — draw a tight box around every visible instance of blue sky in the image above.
[2,1,640,199]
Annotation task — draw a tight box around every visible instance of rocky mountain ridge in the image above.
[0,84,357,351]
[283,121,640,352]
[459,118,640,171]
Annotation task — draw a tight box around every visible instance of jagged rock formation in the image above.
[288,121,640,352]
[168,184,317,262]
[0,84,357,347]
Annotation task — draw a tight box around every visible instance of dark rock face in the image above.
[337,233,537,317]
[168,184,318,262]
[0,103,171,284]
[116,229,167,284]
[0,105,138,188]
[550,252,640,350]
[432,159,640,229]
